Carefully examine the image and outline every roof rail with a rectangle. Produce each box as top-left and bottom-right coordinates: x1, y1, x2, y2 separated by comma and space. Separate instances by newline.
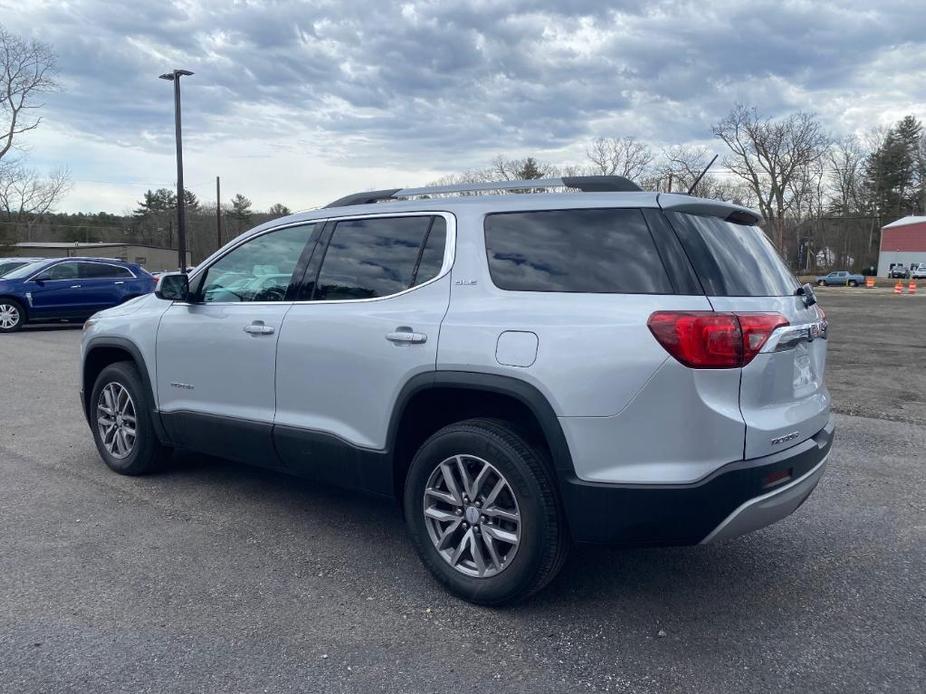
323, 175, 643, 208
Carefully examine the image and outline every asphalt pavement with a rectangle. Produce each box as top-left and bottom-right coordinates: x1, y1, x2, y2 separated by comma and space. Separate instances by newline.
0, 294, 923, 693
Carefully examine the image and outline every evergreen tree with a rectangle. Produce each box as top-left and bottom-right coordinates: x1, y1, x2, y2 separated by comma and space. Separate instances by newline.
268, 203, 291, 217
864, 115, 925, 221
230, 193, 252, 223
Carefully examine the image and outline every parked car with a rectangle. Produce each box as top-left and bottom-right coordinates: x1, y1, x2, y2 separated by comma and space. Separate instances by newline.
889, 264, 910, 279
0, 257, 156, 333
815, 270, 864, 286
909, 263, 926, 280
81, 176, 833, 604
0, 257, 42, 278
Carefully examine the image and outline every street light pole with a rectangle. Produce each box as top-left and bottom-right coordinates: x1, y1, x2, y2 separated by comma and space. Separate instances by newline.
159, 69, 194, 272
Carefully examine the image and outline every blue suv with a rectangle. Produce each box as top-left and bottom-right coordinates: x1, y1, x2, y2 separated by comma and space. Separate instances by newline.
0, 257, 156, 333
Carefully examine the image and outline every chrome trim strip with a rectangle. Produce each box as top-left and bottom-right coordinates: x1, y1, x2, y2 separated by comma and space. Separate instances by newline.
699, 455, 828, 544
760, 319, 828, 353
181, 211, 457, 307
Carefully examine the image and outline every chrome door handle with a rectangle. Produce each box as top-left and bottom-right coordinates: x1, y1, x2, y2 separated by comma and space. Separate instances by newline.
70, 284, 81, 289
114, 281, 124, 285
386, 327, 427, 344
243, 322, 275, 335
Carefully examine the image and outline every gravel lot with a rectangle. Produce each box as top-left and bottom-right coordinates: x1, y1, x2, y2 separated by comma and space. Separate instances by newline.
1, 290, 923, 693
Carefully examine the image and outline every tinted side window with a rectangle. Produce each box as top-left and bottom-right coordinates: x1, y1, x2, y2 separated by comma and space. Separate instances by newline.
314, 216, 434, 301
484, 208, 673, 293
79, 263, 133, 279
412, 217, 447, 287
199, 224, 315, 303
665, 212, 799, 297
38, 262, 81, 281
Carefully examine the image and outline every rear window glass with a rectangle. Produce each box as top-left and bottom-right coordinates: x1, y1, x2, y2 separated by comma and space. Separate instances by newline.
666, 212, 799, 297
484, 208, 673, 294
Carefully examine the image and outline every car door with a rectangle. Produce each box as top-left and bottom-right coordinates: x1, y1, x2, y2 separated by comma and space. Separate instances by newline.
155, 222, 318, 465
273, 213, 453, 492
76, 261, 136, 313
26, 261, 87, 318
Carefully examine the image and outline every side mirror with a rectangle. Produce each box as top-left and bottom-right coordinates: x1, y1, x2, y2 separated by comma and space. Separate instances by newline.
155, 272, 190, 301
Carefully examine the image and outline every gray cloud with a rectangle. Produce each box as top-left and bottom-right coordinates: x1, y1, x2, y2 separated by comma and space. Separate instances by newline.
3, 0, 926, 179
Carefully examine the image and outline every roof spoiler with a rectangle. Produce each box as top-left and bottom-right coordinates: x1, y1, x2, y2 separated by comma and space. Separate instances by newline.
324, 175, 643, 208
657, 193, 763, 225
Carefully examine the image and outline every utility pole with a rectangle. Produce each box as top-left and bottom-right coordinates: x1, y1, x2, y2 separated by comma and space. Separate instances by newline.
216, 175, 222, 250
159, 69, 194, 271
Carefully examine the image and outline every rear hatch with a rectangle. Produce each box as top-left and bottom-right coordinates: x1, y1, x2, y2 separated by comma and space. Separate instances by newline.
663, 203, 830, 460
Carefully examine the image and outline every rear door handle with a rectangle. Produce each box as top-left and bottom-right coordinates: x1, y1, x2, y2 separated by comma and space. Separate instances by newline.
386, 327, 427, 344
70, 284, 82, 289
114, 281, 124, 285
243, 321, 275, 335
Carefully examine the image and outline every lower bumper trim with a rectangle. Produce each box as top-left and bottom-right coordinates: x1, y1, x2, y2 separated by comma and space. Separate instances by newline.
700, 454, 828, 544
558, 417, 834, 546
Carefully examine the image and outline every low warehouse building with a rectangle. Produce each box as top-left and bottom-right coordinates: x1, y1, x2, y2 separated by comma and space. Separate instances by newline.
8, 242, 191, 273
877, 216, 926, 276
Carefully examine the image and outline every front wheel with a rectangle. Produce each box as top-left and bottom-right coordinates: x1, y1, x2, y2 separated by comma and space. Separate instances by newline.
0, 299, 25, 332
404, 419, 569, 605
817, 280, 826, 286
848, 279, 858, 287
90, 362, 171, 475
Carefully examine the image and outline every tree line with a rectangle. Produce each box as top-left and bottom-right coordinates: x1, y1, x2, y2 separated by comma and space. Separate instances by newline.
434, 109, 925, 272
2, 22, 923, 271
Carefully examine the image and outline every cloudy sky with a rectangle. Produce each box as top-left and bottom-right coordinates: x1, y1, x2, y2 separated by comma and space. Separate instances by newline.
2, 0, 925, 213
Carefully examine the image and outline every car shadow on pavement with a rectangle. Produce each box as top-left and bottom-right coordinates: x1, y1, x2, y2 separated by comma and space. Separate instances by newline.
156, 449, 828, 616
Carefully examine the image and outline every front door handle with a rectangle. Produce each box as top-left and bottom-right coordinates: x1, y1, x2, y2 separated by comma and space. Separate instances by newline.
114, 281, 124, 285
70, 284, 82, 289
243, 321, 275, 335
386, 327, 427, 344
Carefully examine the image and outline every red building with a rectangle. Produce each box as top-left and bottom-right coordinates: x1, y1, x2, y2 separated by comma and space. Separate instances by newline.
878, 216, 926, 276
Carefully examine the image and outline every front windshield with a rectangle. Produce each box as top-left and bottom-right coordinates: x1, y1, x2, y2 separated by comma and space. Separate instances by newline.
1, 261, 48, 280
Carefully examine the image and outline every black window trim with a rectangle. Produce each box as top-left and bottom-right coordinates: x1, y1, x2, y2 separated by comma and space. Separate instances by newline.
27, 260, 138, 282
482, 206, 681, 296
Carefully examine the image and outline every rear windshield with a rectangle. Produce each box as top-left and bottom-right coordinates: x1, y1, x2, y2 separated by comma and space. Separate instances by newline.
666, 212, 799, 297
484, 208, 673, 294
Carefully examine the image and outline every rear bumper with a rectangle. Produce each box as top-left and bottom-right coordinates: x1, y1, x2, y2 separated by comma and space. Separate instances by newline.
559, 417, 834, 545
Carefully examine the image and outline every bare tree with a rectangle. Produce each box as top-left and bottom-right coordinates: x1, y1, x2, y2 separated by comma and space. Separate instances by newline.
585, 137, 653, 181
1, 26, 57, 162
0, 162, 71, 238
657, 145, 756, 205
712, 105, 829, 249
826, 136, 866, 215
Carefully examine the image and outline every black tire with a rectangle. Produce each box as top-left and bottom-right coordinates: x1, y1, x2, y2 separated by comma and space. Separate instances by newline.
817, 280, 826, 286
0, 298, 25, 333
90, 361, 171, 475
848, 279, 858, 287
404, 418, 569, 605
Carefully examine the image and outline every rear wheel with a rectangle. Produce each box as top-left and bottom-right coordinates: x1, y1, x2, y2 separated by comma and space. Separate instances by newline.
90, 362, 171, 475
0, 299, 24, 333
404, 418, 569, 605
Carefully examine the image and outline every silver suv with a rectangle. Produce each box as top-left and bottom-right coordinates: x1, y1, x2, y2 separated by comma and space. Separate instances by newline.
80, 176, 833, 604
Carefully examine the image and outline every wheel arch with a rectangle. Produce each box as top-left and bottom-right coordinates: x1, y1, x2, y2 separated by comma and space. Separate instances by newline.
387, 371, 575, 500
82, 337, 167, 442
0, 294, 28, 319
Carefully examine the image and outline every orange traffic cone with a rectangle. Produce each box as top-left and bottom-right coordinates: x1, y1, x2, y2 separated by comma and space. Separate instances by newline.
894, 281, 903, 294
909, 280, 917, 295
865, 277, 876, 288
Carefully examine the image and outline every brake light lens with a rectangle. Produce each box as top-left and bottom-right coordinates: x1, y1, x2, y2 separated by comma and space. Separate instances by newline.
647, 311, 789, 368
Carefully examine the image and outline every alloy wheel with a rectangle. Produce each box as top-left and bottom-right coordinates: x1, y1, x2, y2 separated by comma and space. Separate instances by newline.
0, 303, 20, 330
96, 382, 137, 459
422, 454, 521, 578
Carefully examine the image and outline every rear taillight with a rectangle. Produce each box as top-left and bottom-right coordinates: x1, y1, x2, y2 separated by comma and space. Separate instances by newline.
647, 311, 789, 369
